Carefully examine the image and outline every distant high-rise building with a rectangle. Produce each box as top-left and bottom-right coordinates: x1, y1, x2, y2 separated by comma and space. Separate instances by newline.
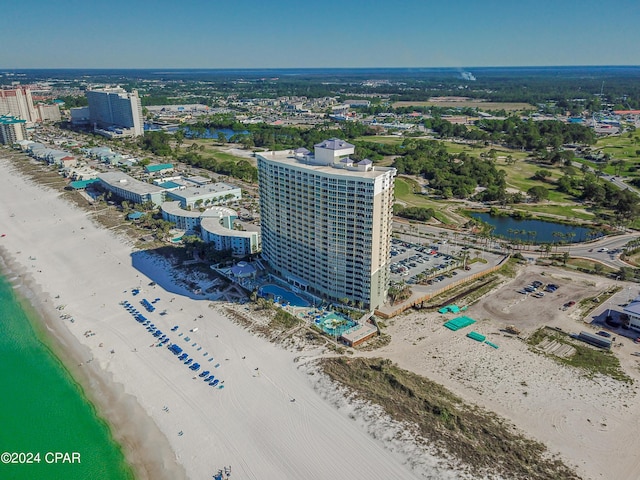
0, 86, 38, 124
257, 139, 396, 310
36, 103, 61, 122
86, 87, 144, 137
0, 115, 27, 144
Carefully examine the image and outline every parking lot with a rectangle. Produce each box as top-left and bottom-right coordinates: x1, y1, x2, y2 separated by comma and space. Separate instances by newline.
389, 238, 465, 285
469, 265, 606, 332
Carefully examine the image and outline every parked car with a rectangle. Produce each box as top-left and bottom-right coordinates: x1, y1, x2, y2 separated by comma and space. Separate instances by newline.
596, 331, 611, 338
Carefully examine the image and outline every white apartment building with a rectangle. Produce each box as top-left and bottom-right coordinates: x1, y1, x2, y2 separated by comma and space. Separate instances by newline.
161, 202, 260, 257
257, 138, 396, 310
98, 172, 166, 206
165, 182, 242, 209
86, 87, 144, 137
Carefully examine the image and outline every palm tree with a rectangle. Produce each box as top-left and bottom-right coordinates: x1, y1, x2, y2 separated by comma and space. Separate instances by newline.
566, 232, 576, 255
461, 251, 470, 270
552, 232, 561, 254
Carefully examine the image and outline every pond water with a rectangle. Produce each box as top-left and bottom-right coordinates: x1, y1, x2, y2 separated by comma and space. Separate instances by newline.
143, 125, 248, 140
182, 127, 249, 140
470, 212, 597, 244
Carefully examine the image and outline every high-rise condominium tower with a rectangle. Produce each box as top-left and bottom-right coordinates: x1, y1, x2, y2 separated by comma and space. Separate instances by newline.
86, 87, 144, 137
257, 139, 396, 310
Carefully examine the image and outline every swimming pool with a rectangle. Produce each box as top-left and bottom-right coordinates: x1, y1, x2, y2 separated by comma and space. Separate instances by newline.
259, 284, 311, 307
316, 312, 357, 336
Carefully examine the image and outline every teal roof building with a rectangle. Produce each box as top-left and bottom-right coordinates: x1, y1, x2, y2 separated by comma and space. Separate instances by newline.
144, 163, 174, 174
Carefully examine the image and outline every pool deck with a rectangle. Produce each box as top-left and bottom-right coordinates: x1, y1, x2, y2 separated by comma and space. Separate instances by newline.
340, 322, 379, 347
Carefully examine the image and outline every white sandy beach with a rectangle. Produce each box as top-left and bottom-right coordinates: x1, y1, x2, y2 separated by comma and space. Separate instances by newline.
0, 156, 479, 479
6, 152, 640, 480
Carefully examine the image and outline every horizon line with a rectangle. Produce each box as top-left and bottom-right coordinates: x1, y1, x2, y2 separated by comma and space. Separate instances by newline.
2, 64, 640, 71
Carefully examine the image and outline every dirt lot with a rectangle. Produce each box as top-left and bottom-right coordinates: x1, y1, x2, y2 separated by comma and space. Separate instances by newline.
469, 265, 606, 333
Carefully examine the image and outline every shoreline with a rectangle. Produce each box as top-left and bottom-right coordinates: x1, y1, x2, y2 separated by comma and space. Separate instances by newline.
0, 155, 436, 479
0, 248, 186, 480
6, 150, 631, 479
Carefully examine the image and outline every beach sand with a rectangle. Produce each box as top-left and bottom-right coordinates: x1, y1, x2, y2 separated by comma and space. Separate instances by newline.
5, 152, 638, 480
0, 156, 474, 479
371, 266, 640, 480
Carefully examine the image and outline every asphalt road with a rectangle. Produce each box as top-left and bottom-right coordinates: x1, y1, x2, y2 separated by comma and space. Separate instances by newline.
393, 220, 639, 270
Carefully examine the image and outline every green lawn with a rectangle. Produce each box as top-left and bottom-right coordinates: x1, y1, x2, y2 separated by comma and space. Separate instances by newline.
354, 135, 404, 145
517, 203, 596, 220
181, 140, 257, 166
394, 177, 456, 224
386, 138, 624, 226
566, 258, 616, 275
590, 130, 640, 177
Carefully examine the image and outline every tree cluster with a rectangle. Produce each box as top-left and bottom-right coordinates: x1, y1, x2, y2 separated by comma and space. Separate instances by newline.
557, 172, 639, 221
393, 140, 506, 199
393, 206, 435, 222
422, 116, 597, 151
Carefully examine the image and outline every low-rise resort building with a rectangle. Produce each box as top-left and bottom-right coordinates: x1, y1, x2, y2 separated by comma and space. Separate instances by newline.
161, 201, 260, 257
97, 171, 166, 207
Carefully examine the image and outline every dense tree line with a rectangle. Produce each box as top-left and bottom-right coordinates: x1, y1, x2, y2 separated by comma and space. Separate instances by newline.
139, 131, 173, 156
187, 119, 378, 151
179, 151, 258, 182
393, 140, 506, 199
476, 118, 597, 149
422, 116, 596, 150
393, 206, 435, 221
556, 172, 639, 220
138, 131, 258, 182
58, 95, 88, 107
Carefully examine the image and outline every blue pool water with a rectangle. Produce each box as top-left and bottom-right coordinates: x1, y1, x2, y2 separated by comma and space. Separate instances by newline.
316, 312, 357, 336
259, 284, 310, 307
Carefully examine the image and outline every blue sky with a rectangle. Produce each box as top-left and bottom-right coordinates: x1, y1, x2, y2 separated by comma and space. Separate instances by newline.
2, 0, 639, 69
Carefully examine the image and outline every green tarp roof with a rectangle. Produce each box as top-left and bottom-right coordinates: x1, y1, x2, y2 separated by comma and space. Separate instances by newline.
467, 331, 486, 342
439, 304, 461, 314
443, 316, 476, 331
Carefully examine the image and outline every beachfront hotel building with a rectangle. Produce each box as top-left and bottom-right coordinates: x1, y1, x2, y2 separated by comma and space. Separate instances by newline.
97, 172, 166, 207
86, 87, 144, 137
161, 201, 260, 257
0, 86, 38, 124
0, 115, 27, 144
257, 138, 396, 310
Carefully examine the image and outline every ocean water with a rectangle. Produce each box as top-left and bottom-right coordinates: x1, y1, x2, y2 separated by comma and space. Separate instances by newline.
0, 273, 134, 480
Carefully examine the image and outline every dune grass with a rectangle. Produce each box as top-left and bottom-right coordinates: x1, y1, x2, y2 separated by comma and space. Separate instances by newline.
320, 357, 580, 480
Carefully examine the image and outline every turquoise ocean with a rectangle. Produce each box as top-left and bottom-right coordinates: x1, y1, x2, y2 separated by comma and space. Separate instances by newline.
0, 272, 134, 480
